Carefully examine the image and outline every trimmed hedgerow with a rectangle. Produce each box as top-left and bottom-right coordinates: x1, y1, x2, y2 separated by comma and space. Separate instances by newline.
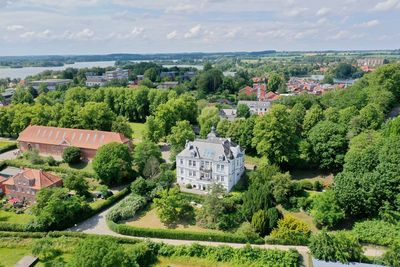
0, 142, 17, 154
352, 220, 400, 246
107, 220, 264, 244
158, 243, 300, 267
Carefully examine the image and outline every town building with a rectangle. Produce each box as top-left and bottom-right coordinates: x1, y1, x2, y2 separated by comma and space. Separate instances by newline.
2, 168, 62, 203
238, 100, 271, 115
157, 81, 179, 89
17, 125, 131, 160
176, 127, 245, 193
104, 68, 129, 80
85, 75, 107, 87
0, 88, 16, 106
219, 109, 237, 121
29, 79, 72, 91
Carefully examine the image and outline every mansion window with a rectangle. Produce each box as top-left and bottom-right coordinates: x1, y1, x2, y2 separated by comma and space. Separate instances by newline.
180, 159, 184, 165
180, 168, 184, 174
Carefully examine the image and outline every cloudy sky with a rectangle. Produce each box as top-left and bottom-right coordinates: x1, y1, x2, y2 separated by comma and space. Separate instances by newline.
1, 0, 400, 56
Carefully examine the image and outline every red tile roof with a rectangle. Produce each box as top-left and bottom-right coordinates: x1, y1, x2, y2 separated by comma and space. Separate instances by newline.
17, 125, 130, 150
0, 175, 7, 184
3, 168, 62, 190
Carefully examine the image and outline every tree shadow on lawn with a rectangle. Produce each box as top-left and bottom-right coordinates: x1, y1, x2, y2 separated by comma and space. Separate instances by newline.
68, 161, 90, 170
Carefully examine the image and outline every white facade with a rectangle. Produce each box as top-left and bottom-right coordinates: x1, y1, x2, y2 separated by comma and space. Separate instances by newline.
238, 100, 271, 115
176, 127, 245, 193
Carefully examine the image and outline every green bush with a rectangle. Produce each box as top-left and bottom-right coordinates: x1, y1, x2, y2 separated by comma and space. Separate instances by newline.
0, 142, 17, 154
309, 231, 363, 264
269, 215, 311, 245
62, 147, 81, 164
106, 194, 147, 223
236, 222, 260, 242
107, 220, 264, 244
89, 187, 130, 214
352, 220, 400, 246
381, 242, 400, 267
157, 243, 300, 267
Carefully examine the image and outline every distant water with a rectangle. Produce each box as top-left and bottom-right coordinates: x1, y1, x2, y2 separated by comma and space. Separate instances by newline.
0, 61, 116, 79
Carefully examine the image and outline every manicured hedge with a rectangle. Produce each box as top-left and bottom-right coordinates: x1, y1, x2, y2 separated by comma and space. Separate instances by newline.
106, 193, 147, 222
352, 220, 400, 246
158, 243, 300, 267
4, 159, 95, 177
107, 220, 264, 244
0, 142, 17, 154
0, 222, 29, 232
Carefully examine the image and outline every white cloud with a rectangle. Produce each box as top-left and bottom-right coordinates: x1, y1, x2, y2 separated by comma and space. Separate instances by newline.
19, 29, 50, 39
355, 19, 379, 28
316, 7, 331, 16
184, 24, 202, 39
283, 7, 308, 17
166, 30, 178, 40
74, 28, 94, 39
6, 24, 24, 31
372, 0, 400, 11
224, 27, 241, 38
165, 4, 196, 13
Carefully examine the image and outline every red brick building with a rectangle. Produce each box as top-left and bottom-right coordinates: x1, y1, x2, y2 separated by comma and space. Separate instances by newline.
17, 125, 131, 160
3, 168, 62, 203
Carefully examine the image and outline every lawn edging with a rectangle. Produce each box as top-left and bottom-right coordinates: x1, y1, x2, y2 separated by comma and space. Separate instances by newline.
0, 142, 17, 154
107, 220, 264, 244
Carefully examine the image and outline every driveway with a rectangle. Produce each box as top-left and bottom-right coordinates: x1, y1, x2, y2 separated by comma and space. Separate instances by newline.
0, 149, 19, 161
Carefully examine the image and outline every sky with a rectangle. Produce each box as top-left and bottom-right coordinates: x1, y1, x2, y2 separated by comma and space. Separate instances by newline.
0, 0, 400, 56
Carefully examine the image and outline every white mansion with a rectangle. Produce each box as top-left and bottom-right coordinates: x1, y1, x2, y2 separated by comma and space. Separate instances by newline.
176, 127, 245, 193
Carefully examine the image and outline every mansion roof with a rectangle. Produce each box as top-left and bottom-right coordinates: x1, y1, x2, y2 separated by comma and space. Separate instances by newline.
177, 127, 244, 162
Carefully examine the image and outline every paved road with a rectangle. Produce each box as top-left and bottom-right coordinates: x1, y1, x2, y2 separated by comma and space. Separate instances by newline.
0, 148, 19, 161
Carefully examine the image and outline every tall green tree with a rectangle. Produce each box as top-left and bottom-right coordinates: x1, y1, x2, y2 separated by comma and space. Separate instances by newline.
167, 120, 195, 158
92, 142, 133, 185
133, 141, 162, 174
252, 104, 297, 165
198, 107, 220, 138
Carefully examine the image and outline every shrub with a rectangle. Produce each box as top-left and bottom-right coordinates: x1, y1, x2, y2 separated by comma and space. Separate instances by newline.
106, 194, 147, 223
297, 180, 313, 190
309, 231, 363, 263
381, 242, 400, 267
130, 177, 156, 198
313, 181, 323, 191
157, 243, 300, 267
185, 183, 192, 189
352, 220, 400, 246
236, 222, 260, 242
24, 149, 44, 165
32, 237, 61, 261
312, 190, 345, 229
62, 147, 81, 164
124, 241, 159, 267
251, 208, 282, 237
269, 215, 311, 245
45, 156, 57, 166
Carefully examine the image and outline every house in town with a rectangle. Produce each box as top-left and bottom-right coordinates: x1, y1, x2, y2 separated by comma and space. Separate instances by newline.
238, 100, 271, 115
176, 127, 245, 193
157, 81, 179, 89
29, 79, 72, 91
219, 109, 237, 121
0, 88, 16, 106
17, 125, 131, 160
2, 168, 62, 203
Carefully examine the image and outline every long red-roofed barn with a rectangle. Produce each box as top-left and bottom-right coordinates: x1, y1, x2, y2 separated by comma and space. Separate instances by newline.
17, 125, 131, 160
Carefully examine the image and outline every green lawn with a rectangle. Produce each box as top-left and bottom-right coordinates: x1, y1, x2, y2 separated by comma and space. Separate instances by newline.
289, 169, 332, 184
124, 206, 224, 234
0, 247, 32, 267
59, 161, 93, 173
129, 122, 146, 143
0, 210, 34, 224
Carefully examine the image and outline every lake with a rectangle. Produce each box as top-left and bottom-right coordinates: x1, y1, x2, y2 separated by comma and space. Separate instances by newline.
0, 61, 204, 79
0, 61, 116, 79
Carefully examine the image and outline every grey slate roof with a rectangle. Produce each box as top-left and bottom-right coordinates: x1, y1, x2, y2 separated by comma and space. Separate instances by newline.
177, 127, 243, 162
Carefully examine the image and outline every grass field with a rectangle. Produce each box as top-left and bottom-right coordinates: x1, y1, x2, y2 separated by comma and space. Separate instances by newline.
59, 161, 94, 173
124, 206, 223, 233
0, 210, 34, 224
129, 122, 146, 143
